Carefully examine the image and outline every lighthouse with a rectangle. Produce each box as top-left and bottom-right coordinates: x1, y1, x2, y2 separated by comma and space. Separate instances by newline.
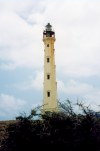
43, 23, 58, 112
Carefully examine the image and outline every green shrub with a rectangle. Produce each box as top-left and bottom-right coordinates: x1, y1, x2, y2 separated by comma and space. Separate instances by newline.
1, 101, 100, 151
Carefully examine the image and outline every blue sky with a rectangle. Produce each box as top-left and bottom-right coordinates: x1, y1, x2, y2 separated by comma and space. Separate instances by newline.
0, 0, 100, 120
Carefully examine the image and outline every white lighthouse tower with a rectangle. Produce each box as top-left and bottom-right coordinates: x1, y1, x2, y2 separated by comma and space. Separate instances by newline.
43, 23, 58, 112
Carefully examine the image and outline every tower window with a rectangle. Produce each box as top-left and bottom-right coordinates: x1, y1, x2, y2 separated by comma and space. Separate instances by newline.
47, 74, 50, 79
47, 44, 49, 47
47, 57, 50, 62
47, 91, 50, 97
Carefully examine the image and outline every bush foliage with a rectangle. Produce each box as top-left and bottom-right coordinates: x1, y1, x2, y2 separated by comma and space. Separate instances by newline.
1, 101, 100, 151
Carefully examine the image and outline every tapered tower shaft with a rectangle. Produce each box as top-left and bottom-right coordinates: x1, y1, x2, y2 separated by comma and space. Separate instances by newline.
43, 23, 58, 112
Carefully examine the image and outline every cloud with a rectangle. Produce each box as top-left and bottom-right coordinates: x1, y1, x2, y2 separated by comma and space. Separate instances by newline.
0, 93, 27, 119
0, 0, 44, 70
0, 0, 100, 77
58, 80, 93, 95
13, 71, 43, 91
30, 71, 43, 90
58, 79, 100, 110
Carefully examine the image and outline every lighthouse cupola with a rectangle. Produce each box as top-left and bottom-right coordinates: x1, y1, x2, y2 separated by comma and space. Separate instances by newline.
43, 23, 55, 38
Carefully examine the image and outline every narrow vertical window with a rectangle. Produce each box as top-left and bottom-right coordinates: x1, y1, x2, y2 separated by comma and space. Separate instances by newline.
47, 74, 50, 79
47, 58, 50, 62
47, 44, 49, 47
47, 91, 50, 97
